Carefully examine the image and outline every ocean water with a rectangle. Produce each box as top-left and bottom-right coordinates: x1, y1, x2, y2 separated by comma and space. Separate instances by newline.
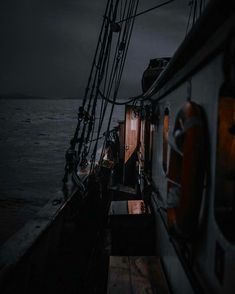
0, 98, 124, 244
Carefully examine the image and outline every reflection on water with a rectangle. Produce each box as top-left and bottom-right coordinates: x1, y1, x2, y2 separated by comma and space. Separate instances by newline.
0, 98, 124, 244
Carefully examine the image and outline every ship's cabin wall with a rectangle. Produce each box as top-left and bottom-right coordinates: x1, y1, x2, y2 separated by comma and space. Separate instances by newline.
149, 17, 235, 294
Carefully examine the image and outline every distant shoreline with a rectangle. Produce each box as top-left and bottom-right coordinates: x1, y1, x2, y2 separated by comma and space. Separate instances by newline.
0, 96, 126, 101
0, 96, 83, 100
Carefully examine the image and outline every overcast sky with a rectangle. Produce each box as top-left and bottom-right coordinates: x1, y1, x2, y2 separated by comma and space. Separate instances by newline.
0, 0, 190, 98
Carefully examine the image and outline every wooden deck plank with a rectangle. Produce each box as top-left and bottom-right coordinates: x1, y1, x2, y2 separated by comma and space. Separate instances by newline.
107, 256, 170, 294
107, 256, 131, 294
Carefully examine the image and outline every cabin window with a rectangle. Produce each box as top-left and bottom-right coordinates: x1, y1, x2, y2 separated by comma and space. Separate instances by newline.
215, 96, 235, 243
163, 108, 169, 173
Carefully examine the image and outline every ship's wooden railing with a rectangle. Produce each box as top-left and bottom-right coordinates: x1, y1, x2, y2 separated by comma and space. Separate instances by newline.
0, 188, 79, 294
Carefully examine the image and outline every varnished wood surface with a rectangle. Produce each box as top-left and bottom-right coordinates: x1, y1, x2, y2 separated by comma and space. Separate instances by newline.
124, 106, 140, 164
109, 200, 150, 215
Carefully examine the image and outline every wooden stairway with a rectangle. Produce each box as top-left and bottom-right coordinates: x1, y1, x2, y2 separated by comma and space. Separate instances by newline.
108, 200, 155, 255
106, 191, 170, 294
108, 184, 140, 201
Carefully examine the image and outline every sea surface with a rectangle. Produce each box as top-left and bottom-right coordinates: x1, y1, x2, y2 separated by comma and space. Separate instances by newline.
0, 98, 124, 245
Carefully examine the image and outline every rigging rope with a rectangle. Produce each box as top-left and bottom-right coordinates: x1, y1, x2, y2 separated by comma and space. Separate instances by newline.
98, 90, 144, 105
63, 0, 178, 185
185, 1, 194, 36
90, 0, 139, 171
117, 0, 175, 24
185, 0, 205, 36
78, 0, 120, 170
75, 0, 124, 173
78, 3, 114, 151
63, 0, 113, 183
192, 0, 197, 25
95, 0, 140, 169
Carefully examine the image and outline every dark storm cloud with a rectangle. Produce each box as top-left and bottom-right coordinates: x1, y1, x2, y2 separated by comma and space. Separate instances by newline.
0, 0, 189, 98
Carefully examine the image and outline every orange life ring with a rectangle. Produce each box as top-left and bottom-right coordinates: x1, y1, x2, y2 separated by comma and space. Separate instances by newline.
167, 101, 206, 239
